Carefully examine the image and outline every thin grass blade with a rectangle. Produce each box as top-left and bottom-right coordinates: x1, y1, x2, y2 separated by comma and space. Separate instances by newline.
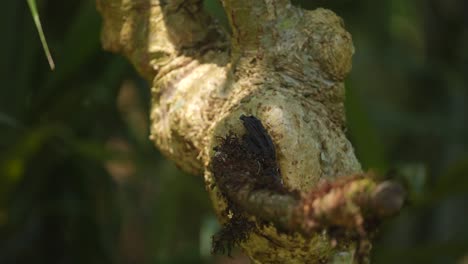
27, 0, 55, 70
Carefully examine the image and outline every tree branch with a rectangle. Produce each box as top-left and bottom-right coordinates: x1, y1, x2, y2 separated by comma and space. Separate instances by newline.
97, 0, 227, 80
220, 0, 290, 51
224, 176, 404, 236
97, 1, 403, 263
97, 0, 230, 175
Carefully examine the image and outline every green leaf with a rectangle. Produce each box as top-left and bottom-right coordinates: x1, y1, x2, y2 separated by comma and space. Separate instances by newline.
27, 0, 55, 70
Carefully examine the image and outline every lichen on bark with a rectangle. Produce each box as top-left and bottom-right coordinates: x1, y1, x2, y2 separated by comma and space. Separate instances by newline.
96, 0, 404, 263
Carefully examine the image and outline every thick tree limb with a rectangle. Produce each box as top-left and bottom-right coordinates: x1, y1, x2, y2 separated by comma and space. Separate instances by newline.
220, 0, 290, 51
96, 0, 403, 263
98, 0, 230, 175
97, 0, 226, 80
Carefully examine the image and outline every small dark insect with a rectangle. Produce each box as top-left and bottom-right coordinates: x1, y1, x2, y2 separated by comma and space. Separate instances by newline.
240, 115, 276, 161
240, 114, 283, 189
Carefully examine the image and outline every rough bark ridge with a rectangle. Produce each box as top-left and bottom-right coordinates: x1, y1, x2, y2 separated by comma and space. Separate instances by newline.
97, 0, 404, 263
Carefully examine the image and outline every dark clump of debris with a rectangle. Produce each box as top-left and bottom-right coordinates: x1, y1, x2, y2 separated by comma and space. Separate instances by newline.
211, 201, 256, 256
211, 115, 286, 255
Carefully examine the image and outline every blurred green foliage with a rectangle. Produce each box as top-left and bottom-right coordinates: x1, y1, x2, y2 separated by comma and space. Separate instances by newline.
0, 0, 467, 263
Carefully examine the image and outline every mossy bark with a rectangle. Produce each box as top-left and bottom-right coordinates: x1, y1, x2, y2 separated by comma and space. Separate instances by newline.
96, 1, 402, 263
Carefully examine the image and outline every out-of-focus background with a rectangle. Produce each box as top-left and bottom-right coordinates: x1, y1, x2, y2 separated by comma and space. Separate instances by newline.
1, 0, 467, 263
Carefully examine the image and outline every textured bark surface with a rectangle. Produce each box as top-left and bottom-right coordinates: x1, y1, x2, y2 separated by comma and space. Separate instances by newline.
96, 1, 402, 263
